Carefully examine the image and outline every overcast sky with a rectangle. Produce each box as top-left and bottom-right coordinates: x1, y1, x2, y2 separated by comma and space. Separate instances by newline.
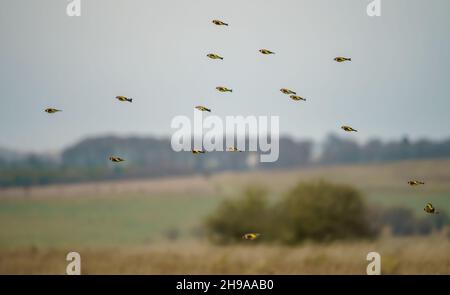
1, 0, 449, 152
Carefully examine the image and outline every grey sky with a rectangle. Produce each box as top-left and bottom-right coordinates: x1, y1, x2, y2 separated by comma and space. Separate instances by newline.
1, 0, 449, 152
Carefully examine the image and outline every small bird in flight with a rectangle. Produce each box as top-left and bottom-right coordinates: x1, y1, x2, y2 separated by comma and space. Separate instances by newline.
216, 86, 233, 93
44, 108, 62, 114
408, 180, 425, 186
207, 53, 224, 60
195, 106, 211, 112
280, 88, 296, 95
116, 96, 133, 103
192, 149, 206, 154
290, 95, 306, 101
259, 49, 275, 55
243, 233, 260, 240
334, 57, 351, 62
341, 126, 358, 132
227, 146, 242, 152
424, 203, 439, 214
212, 19, 228, 26
109, 156, 125, 163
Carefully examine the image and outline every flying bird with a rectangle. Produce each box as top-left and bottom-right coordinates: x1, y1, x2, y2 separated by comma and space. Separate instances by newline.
259, 49, 275, 55
334, 57, 351, 62
227, 146, 242, 152
192, 149, 206, 154
216, 86, 233, 93
195, 106, 211, 112
408, 180, 425, 186
212, 19, 228, 26
280, 88, 296, 95
109, 156, 125, 163
341, 126, 358, 132
290, 95, 306, 101
243, 233, 260, 240
44, 108, 62, 114
207, 53, 224, 60
424, 203, 439, 214
116, 96, 133, 103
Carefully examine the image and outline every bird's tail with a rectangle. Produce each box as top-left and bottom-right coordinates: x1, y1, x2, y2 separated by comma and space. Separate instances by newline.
127, 98, 133, 103
348, 58, 352, 61
229, 89, 233, 92
224, 23, 229, 26
220, 57, 224, 60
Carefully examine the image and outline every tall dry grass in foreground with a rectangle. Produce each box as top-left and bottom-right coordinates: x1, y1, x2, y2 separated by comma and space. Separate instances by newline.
1, 237, 449, 274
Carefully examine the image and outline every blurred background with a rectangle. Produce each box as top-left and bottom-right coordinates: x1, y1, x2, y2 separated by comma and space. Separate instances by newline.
0, 0, 449, 274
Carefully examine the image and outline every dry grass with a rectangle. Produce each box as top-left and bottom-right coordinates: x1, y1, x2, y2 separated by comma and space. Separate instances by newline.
1, 237, 449, 275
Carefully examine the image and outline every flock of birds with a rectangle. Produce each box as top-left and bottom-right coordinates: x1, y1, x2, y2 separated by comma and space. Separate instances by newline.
43, 18, 439, 242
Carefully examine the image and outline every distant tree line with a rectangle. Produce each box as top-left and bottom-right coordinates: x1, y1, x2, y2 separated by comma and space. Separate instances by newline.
320, 134, 450, 165
1, 134, 450, 187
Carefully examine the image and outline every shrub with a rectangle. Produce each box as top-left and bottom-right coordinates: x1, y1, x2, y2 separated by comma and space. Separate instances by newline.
379, 207, 419, 236
374, 206, 450, 236
275, 180, 375, 244
204, 180, 376, 245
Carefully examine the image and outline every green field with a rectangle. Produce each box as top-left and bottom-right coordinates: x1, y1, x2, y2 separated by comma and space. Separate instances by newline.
0, 194, 224, 248
1, 190, 448, 249
1, 159, 450, 249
